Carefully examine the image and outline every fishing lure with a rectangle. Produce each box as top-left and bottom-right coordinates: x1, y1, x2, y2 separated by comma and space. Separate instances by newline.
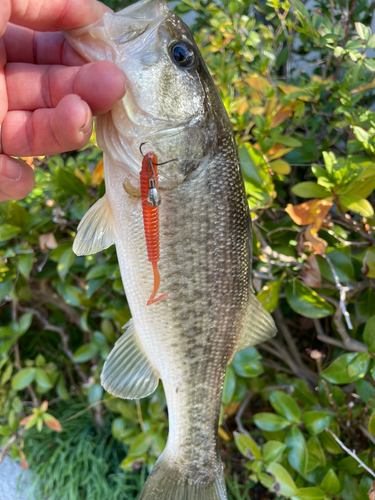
140, 152, 168, 306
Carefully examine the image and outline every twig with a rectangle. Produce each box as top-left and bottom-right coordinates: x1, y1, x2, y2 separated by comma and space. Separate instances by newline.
333, 215, 375, 245
136, 400, 146, 434
313, 318, 362, 352
321, 296, 368, 353
325, 427, 375, 478
267, 339, 318, 385
18, 305, 88, 383
253, 225, 303, 269
235, 390, 254, 437
359, 424, 375, 445
12, 302, 38, 407
274, 308, 306, 370
30, 286, 92, 335
61, 396, 114, 424
322, 255, 353, 330
0, 428, 27, 465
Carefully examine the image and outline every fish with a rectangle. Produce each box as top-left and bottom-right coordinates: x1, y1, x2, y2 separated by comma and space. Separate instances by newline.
67, 1, 277, 499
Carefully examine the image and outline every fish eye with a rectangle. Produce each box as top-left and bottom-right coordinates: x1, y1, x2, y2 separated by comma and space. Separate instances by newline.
169, 42, 195, 69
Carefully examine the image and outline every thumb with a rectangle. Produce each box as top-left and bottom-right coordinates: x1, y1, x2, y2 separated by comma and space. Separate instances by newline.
0, 155, 35, 202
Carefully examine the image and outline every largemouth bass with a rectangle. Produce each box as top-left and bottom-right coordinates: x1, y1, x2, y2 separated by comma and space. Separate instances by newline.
67, 1, 276, 498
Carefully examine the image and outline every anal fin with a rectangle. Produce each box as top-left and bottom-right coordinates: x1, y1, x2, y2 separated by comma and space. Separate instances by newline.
101, 319, 159, 399
236, 293, 277, 352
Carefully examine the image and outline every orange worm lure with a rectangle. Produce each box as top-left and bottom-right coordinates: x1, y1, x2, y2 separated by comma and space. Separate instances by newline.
140, 152, 168, 306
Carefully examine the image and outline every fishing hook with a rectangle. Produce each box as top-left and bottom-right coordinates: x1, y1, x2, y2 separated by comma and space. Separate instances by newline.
139, 143, 178, 167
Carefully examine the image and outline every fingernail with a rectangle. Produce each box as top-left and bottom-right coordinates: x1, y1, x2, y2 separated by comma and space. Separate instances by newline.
0, 157, 22, 181
80, 103, 92, 135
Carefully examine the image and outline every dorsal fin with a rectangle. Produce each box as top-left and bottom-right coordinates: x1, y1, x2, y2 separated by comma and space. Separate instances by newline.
236, 293, 277, 352
101, 319, 159, 399
73, 194, 116, 256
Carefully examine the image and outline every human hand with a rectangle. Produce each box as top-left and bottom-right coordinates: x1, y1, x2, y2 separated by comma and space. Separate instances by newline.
0, 0, 126, 202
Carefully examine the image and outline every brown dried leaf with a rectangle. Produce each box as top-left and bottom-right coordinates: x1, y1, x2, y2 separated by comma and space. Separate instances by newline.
368, 480, 375, 500
92, 158, 104, 185
237, 100, 249, 115
20, 415, 35, 426
245, 74, 272, 94
301, 254, 322, 288
43, 414, 62, 432
286, 198, 332, 228
218, 427, 231, 442
39, 233, 57, 251
304, 225, 328, 255
270, 106, 293, 128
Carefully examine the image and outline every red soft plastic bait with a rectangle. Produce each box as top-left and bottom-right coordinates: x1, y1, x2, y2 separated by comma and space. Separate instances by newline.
140, 153, 168, 306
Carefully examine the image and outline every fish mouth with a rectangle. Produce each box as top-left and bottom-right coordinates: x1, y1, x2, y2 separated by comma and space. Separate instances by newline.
102, 0, 169, 45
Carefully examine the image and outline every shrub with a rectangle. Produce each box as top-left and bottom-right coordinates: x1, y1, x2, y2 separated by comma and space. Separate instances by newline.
1, 0, 375, 499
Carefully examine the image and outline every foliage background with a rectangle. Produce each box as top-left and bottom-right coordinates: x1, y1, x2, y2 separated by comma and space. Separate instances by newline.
1, 0, 375, 499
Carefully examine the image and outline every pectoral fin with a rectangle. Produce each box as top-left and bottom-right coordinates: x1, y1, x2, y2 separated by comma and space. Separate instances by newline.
236, 294, 277, 352
73, 194, 116, 256
101, 319, 159, 399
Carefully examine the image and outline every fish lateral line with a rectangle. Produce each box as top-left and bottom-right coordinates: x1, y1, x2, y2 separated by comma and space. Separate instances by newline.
140, 152, 168, 306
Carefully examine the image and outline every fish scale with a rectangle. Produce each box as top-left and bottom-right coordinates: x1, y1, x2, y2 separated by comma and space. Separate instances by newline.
68, 0, 277, 498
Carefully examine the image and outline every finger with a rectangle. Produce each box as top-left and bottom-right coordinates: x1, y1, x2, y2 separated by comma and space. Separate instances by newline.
4, 24, 86, 66
2, 94, 93, 157
0, 156, 35, 202
6, 61, 125, 115
7, 0, 111, 32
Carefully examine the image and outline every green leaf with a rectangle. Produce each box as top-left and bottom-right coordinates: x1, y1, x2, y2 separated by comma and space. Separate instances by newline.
271, 134, 302, 148
339, 194, 374, 217
363, 316, 375, 353
0, 224, 21, 242
355, 22, 371, 41
285, 426, 307, 475
0, 327, 15, 339
128, 433, 150, 457
338, 455, 367, 475
88, 384, 103, 405
239, 145, 263, 185
368, 412, 375, 436
234, 432, 262, 460
319, 250, 355, 283
346, 353, 370, 380
56, 375, 69, 400
269, 391, 301, 423
56, 169, 87, 197
307, 436, 326, 469
232, 347, 264, 378
303, 411, 332, 435
285, 281, 334, 318
322, 352, 370, 384
1, 363, 13, 385
35, 368, 53, 390
222, 365, 236, 405
292, 487, 325, 500
11, 368, 36, 390
355, 379, 375, 402
72, 343, 98, 363
253, 412, 290, 431
288, 0, 310, 20
18, 313, 33, 336
320, 468, 341, 494
267, 462, 298, 497
57, 247, 76, 281
291, 182, 331, 199
262, 441, 286, 464
257, 278, 283, 313
364, 55, 375, 76
17, 253, 34, 279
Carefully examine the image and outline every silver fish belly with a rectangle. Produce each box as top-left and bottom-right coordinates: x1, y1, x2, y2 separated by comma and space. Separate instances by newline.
68, 1, 277, 499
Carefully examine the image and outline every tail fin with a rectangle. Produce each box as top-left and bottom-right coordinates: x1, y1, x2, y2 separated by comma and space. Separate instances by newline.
138, 456, 228, 500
